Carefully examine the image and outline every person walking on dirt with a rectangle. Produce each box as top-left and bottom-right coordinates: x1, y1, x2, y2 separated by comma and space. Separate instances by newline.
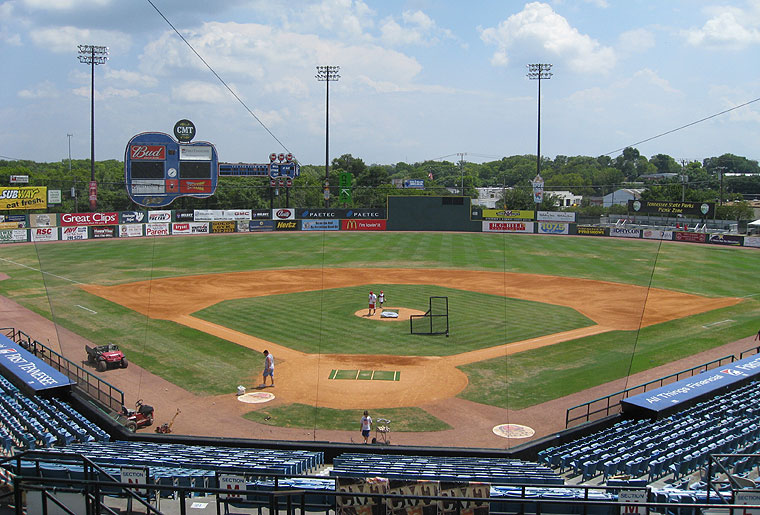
262, 350, 274, 387
368, 291, 377, 316
361, 410, 372, 443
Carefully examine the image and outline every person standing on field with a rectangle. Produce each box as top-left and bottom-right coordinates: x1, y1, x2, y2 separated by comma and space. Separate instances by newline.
368, 291, 377, 316
378, 291, 385, 311
361, 410, 372, 443
262, 350, 274, 387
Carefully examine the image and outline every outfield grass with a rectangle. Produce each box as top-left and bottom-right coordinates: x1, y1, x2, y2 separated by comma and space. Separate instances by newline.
193, 285, 594, 356
244, 403, 452, 432
1, 232, 758, 406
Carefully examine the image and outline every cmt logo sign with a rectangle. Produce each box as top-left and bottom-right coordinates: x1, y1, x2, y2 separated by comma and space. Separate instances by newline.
341, 220, 386, 231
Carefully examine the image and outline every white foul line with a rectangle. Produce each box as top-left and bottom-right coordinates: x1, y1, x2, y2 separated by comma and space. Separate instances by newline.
702, 319, 734, 328
0, 257, 82, 284
75, 305, 97, 314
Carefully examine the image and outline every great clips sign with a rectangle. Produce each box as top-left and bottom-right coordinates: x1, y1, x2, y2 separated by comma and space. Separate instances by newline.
61, 212, 118, 226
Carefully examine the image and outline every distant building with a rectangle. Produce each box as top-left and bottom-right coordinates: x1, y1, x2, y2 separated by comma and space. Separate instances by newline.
546, 190, 583, 208
472, 187, 506, 208
603, 188, 644, 208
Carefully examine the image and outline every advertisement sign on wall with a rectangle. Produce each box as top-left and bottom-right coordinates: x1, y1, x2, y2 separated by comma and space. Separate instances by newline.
61, 226, 88, 241
674, 231, 707, 243
148, 210, 172, 223
172, 222, 209, 235
31, 227, 58, 242
275, 220, 299, 231
145, 223, 170, 236
92, 226, 116, 239
536, 210, 576, 222
610, 227, 641, 238
60, 212, 118, 227
743, 236, 760, 248
119, 224, 143, 238
302, 220, 341, 231
482, 209, 534, 220
120, 211, 146, 224
30, 214, 56, 228
576, 226, 606, 236
0, 186, 47, 210
537, 222, 569, 235
642, 229, 673, 240
211, 221, 236, 233
708, 234, 743, 246
194, 210, 252, 221
482, 221, 534, 233
247, 220, 275, 232
0, 230, 27, 244
272, 208, 296, 220
341, 220, 387, 231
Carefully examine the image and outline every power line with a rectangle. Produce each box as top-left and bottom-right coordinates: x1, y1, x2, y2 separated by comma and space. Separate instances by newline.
604, 96, 760, 157
145, 0, 291, 154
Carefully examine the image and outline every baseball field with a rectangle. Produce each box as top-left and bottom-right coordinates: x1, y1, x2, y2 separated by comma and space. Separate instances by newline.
0, 231, 758, 447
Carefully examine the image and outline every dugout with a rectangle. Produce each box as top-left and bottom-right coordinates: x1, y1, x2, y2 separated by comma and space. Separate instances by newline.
386, 196, 481, 232
0, 334, 75, 398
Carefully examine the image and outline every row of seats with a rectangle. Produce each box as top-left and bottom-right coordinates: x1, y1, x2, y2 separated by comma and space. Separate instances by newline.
331, 453, 563, 485
52, 441, 324, 476
538, 380, 760, 483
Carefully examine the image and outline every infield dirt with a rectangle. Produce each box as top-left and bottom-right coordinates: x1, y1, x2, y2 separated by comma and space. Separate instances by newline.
68, 267, 743, 447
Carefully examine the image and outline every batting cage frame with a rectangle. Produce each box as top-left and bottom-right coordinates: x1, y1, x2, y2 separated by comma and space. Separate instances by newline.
409, 296, 449, 336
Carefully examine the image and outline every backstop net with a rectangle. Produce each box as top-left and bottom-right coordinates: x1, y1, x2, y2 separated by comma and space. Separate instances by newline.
410, 296, 449, 336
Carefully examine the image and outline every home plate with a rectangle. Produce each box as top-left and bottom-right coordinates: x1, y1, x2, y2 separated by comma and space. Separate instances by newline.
237, 392, 275, 404
492, 423, 535, 439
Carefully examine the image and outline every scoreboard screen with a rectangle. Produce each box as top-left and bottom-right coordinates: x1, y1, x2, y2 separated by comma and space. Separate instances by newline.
130, 161, 165, 179
180, 161, 213, 179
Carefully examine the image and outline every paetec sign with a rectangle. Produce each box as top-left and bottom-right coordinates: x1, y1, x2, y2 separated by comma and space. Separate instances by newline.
629, 200, 714, 217
622, 354, 760, 416
0, 187, 47, 210
0, 335, 75, 391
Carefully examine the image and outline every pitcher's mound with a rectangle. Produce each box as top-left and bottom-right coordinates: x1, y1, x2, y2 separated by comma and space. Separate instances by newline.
354, 307, 426, 321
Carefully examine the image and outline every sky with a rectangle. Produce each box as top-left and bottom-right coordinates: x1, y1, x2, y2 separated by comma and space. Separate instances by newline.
1, 0, 760, 167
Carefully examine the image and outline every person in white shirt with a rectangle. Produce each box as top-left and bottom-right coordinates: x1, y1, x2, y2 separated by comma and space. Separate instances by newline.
378, 291, 385, 311
262, 350, 274, 387
361, 410, 372, 443
368, 291, 377, 316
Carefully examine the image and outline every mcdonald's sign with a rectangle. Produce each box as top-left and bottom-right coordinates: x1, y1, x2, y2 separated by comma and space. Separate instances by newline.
341, 219, 386, 231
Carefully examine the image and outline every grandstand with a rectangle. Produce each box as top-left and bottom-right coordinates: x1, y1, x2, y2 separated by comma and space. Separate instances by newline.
0, 325, 759, 513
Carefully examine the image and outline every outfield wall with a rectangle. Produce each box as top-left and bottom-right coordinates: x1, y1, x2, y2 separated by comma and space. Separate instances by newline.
1, 198, 758, 249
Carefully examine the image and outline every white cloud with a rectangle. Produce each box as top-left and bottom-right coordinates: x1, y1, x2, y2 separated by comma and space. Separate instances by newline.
479, 2, 615, 73
170, 80, 234, 104
29, 25, 129, 54
18, 81, 60, 99
21, 0, 111, 9
141, 21, 423, 95
683, 5, 760, 49
618, 28, 655, 54
72, 85, 139, 100
633, 68, 679, 94
105, 68, 158, 87
298, 0, 375, 40
380, 9, 454, 47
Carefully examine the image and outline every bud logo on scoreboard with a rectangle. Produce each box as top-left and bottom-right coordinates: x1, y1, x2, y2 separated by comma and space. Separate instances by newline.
130, 145, 165, 160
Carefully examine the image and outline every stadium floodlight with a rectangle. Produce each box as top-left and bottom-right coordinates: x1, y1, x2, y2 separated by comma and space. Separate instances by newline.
78, 44, 109, 211
527, 63, 552, 180
316, 65, 340, 208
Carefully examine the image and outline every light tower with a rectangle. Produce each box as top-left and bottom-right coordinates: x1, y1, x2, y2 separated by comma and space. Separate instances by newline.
315, 65, 340, 208
527, 63, 552, 180
78, 44, 109, 211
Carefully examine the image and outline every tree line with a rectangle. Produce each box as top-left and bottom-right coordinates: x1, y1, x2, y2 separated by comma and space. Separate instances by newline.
0, 148, 757, 220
